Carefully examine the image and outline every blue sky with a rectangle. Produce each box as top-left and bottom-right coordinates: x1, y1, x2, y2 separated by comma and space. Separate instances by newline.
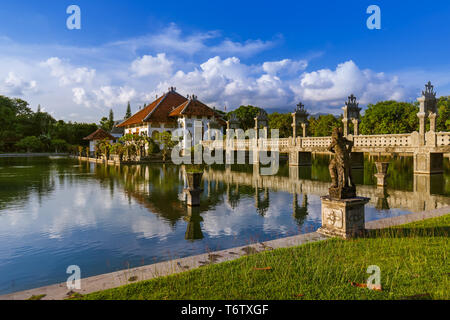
1, 0, 450, 122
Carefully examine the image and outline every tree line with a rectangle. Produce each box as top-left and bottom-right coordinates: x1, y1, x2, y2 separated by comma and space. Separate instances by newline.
1, 94, 449, 154
224, 98, 449, 138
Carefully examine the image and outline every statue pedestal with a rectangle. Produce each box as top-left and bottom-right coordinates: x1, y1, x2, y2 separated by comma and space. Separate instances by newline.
317, 196, 370, 239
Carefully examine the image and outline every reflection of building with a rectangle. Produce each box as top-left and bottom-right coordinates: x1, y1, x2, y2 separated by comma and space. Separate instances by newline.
117, 87, 225, 147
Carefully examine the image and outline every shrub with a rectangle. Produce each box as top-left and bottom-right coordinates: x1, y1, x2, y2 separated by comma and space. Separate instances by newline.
15, 136, 43, 153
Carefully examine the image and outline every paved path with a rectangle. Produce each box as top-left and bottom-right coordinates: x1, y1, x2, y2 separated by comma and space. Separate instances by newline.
1, 206, 448, 300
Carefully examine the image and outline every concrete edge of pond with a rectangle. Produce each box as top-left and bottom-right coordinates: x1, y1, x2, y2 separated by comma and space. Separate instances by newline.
0, 153, 69, 158
1, 206, 449, 301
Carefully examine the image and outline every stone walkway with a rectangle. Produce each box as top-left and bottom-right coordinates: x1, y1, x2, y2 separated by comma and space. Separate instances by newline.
1, 206, 448, 300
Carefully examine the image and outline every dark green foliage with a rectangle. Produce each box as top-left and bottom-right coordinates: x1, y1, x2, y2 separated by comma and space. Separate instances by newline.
308, 114, 342, 137
125, 102, 132, 119
15, 136, 43, 152
228, 105, 263, 131
147, 138, 160, 154
360, 101, 419, 135
0, 94, 98, 152
268, 113, 292, 138
436, 96, 450, 132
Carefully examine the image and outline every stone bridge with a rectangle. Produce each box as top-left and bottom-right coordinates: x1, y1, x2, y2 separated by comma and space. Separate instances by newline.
202, 82, 450, 174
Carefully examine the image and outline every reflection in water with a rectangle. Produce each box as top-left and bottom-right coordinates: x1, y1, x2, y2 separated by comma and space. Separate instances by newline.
375, 187, 390, 210
293, 194, 308, 227
185, 207, 204, 241
0, 155, 448, 295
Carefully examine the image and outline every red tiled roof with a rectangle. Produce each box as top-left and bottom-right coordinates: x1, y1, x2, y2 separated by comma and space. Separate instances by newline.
169, 99, 226, 125
117, 90, 187, 127
83, 128, 116, 141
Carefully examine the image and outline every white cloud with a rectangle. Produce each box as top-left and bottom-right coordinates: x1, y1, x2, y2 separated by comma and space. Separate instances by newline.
111, 23, 276, 58
93, 86, 137, 108
0, 23, 427, 121
41, 57, 96, 86
72, 87, 90, 107
262, 59, 308, 75
1, 72, 37, 96
131, 53, 173, 77
291, 60, 408, 110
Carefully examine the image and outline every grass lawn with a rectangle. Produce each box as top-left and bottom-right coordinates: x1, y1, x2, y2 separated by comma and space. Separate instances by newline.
78, 215, 449, 300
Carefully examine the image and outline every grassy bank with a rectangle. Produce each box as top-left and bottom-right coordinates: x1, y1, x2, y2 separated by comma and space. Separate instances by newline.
78, 215, 449, 300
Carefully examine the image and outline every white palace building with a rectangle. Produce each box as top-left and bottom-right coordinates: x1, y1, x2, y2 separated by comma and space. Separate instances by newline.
117, 87, 226, 148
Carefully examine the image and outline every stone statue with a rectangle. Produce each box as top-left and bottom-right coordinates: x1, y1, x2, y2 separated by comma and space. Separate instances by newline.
328, 127, 356, 199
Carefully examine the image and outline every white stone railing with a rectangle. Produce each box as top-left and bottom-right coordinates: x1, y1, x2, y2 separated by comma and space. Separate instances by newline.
436, 132, 450, 146
353, 133, 412, 148
300, 137, 332, 148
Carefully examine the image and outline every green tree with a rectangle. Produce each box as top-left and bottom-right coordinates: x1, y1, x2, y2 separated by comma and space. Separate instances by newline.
360, 101, 419, 135
15, 136, 43, 153
125, 102, 132, 119
268, 113, 292, 138
228, 105, 263, 131
436, 96, 450, 132
155, 131, 176, 161
145, 137, 161, 154
100, 110, 114, 132
110, 143, 125, 161
109, 109, 114, 123
308, 114, 341, 137
97, 139, 112, 160
51, 139, 68, 153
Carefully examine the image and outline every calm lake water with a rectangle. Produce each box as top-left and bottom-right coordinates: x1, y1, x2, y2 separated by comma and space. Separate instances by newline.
0, 156, 449, 294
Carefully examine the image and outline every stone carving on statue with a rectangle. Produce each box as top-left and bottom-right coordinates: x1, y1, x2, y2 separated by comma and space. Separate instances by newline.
328, 127, 356, 199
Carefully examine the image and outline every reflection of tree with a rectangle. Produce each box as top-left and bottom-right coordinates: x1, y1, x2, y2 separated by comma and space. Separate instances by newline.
311, 155, 332, 182
293, 194, 308, 227
0, 157, 63, 211
95, 164, 229, 227
383, 157, 413, 191
255, 188, 270, 217
227, 184, 240, 209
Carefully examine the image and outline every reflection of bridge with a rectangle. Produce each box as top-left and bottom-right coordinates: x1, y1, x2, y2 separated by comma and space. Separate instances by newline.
202, 166, 450, 214
203, 82, 450, 174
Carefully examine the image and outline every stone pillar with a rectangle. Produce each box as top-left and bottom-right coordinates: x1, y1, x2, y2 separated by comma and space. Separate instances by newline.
289, 166, 299, 180
317, 196, 370, 239
342, 117, 349, 137
374, 161, 389, 187
253, 149, 260, 165
301, 123, 307, 137
352, 119, 360, 136
417, 110, 426, 146
413, 152, 444, 175
342, 105, 349, 137
291, 113, 297, 139
289, 151, 312, 166
429, 112, 437, 133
